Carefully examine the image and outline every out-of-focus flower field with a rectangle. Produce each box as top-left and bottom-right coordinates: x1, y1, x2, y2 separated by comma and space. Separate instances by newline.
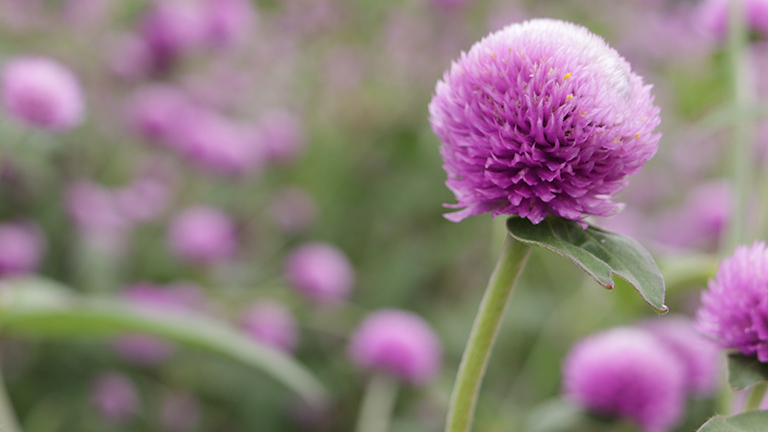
0, 0, 754, 431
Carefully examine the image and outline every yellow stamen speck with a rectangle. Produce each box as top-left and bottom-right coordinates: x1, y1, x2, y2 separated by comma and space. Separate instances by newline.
635, 134, 640, 139
563, 72, 571, 80
566, 94, 573, 101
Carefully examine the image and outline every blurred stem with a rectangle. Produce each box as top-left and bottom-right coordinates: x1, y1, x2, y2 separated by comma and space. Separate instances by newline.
354, 373, 399, 432
445, 235, 532, 432
0, 361, 22, 432
743, 382, 768, 411
724, 0, 755, 252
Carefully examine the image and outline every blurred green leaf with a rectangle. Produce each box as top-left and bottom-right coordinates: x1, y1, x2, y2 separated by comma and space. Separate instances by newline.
506, 217, 667, 312
728, 352, 768, 390
0, 277, 329, 407
696, 410, 768, 432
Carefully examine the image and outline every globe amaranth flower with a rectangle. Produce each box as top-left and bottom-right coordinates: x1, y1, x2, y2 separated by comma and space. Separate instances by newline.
285, 242, 355, 303
240, 300, 299, 353
697, 241, 768, 362
167, 206, 238, 265
562, 328, 686, 432
2, 57, 85, 131
0, 222, 46, 276
641, 316, 721, 396
348, 309, 442, 385
429, 19, 660, 224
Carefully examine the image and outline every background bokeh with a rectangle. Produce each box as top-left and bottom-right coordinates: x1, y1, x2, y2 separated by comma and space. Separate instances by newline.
0, 0, 750, 431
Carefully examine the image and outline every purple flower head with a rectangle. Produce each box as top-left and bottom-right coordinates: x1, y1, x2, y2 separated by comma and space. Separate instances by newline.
107, 33, 153, 81
140, 0, 207, 71
697, 241, 768, 362
268, 187, 318, 234
259, 110, 306, 165
90, 372, 141, 425
240, 300, 299, 353
165, 107, 267, 176
562, 327, 686, 432
284, 242, 354, 303
126, 84, 191, 143
429, 19, 661, 224
2, 57, 85, 131
641, 316, 721, 396
0, 222, 45, 276
112, 283, 207, 364
349, 309, 442, 385
161, 392, 201, 432
114, 174, 172, 223
201, 0, 257, 48
167, 206, 238, 265
698, 0, 768, 41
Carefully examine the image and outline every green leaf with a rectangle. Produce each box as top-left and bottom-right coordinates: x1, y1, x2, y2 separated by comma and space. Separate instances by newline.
728, 352, 768, 390
697, 411, 768, 432
0, 277, 329, 407
506, 217, 667, 312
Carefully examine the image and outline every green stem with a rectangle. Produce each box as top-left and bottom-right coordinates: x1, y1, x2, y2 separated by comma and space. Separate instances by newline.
724, 0, 755, 252
354, 373, 399, 432
743, 382, 768, 411
445, 235, 533, 432
0, 361, 22, 432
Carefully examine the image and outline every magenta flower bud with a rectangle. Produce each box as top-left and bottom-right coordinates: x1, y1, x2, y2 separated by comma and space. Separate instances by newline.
202, 0, 257, 48
429, 19, 660, 224
268, 187, 318, 234
697, 241, 768, 362
348, 309, 442, 385
126, 84, 191, 143
284, 242, 354, 303
0, 222, 45, 276
562, 328, 686, 432
1, 57, 85, 131
165, 107, 266, 176
167, 206, 238, 265
641, 316, 721, 396
161, 392, 201, 432
140, 0, 206, 71
240, 300, 299, 353
90, 372, 141, 425
112, 283, 207, 364
259, 110, 306, 165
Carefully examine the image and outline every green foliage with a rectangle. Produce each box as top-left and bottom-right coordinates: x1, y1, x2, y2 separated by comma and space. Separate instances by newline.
506, 217, 667, 312
728, 353, 768, 391
696, 411, 768, 432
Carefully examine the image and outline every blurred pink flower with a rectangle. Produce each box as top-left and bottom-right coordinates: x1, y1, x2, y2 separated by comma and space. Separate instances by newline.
126, 84, 191, 143
2, 57, 85, 131
167, 206, 238, 265
107, 33, 154, 81
285, 242, 354, 303
0, 222, 45, 276
563, 328, 686, 432
202, 0, 257, 48
91, 372, 141, 425
348, 309, 443, 385
140, 0, 207, 71
241, 300, 299, 353
66, 180, 131, 252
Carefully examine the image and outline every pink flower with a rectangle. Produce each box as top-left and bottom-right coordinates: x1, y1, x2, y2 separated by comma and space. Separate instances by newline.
284, 242, 354, 303
240, 300, 299, 353
167, 206, 238, 265
0, 222, 45, 276
348, 309, 442, 385
2, 57, 85, 131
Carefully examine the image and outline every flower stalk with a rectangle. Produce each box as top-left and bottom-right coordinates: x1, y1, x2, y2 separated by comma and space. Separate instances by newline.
445, 235, 532, 432
0, 361, 21, 432
354, 373, 399, 432
724, 0, 755, 251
